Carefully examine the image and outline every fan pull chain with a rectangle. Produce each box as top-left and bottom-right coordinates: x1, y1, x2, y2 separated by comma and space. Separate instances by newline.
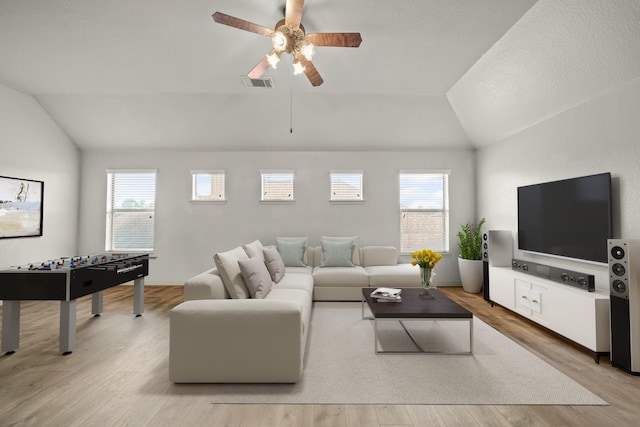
290, 69, 294, 134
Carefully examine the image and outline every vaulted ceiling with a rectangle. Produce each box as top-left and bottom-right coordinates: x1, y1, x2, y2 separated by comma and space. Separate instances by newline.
9, 0, 633, 152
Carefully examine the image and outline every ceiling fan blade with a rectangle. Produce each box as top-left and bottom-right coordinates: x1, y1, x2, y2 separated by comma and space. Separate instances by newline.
285, 0, 304, 27
298, 56, 323, 87
306, 33, 363, 48
247, 51, 274, 79
212, 12, 273, 37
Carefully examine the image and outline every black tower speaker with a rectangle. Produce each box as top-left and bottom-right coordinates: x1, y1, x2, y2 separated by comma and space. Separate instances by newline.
482, 230, 513, 301
482, 232, 490, 301
608, 239, 640, 375
483, 257, 489, 301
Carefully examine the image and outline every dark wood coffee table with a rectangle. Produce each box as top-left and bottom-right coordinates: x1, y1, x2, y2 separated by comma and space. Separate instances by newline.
362, 287, 474, 354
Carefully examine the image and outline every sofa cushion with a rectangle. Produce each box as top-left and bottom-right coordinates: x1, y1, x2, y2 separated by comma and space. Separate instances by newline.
276, 238, 307, 267
312, 265, 369, 287
265, 288, 312, 338
238, 257, 273, 299
213, 247, 250, 299
320, 236, 360, 265
276, 272, 315, 295
183, 268, 229, 301
283, 265, 313, 275
263, 245, 286, 283
365, 264, 421, 287
242, 239, 265, 261
361, 246, 398, 266
320, 239, 355, 267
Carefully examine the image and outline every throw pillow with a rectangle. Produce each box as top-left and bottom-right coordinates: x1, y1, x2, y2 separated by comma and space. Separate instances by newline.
320, 239, 355, 267
213, 246, 250, 299
238, 257, 273, 298
321, 235, 360, 265
276, 236, 309, 264
242, 239, 265, 261
276, 238, 307, 267
263, 245, 286, 283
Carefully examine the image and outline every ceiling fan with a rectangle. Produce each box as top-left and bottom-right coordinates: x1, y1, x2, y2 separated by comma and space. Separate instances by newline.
212, 0, 362, 87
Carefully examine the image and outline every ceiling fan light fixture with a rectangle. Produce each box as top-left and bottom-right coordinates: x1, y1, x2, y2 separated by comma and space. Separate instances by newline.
212, 5, 362, 87
267, 51, 281, 68
300, 42, 315, 61
292, 59, 305, 75
272, 31, 288, 51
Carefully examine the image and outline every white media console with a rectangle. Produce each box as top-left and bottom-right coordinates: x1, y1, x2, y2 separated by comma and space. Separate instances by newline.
489, 266, 610, 362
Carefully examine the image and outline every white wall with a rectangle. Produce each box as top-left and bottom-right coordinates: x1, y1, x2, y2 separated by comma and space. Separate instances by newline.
448, 0, 640, 146
78, 149, 476, 286
0, 83, 80, 268
477, 76, 640, 291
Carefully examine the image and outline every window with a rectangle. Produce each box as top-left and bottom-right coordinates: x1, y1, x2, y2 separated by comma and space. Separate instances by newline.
191, 170, 225, 202
106, 170, 156, 251
330, 171, 363, 201
399, 171, 449, 253
261, 171, 294, 201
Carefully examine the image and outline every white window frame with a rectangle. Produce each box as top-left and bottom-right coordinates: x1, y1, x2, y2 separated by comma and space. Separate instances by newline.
105, 169, 157, 252
260, 170, 295, 203
399, 170, 450, 254
329, 170, 364, 203
190, 170, 226, 203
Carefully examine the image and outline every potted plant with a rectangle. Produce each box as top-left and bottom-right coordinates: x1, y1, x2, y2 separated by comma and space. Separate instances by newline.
457, 218, 485, 293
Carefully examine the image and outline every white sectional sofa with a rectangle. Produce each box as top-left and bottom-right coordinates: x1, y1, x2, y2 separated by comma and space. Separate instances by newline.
169, 237, 421, 384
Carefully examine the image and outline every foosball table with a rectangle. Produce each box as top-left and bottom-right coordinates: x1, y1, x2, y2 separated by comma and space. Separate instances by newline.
0, 253, 150, 355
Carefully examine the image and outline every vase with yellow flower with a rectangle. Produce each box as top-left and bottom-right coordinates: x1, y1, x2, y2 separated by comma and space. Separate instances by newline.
410, 249, 443, 298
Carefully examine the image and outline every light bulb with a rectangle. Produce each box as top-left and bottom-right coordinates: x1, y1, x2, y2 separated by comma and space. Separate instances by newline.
272, 31, 287, 52
301, 43, 315, 61
292, 60, 305, 75
267, 52, 280, 69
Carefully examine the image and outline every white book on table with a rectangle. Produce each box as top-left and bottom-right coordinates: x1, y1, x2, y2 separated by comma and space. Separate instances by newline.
370, 287, 402, 300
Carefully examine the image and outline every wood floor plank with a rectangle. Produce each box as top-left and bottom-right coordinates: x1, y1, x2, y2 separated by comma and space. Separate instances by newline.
42, 370, 143, 427
74, 371, 154, 427
278, 404, 315, 427
464, 405, 515, 427
494, 405, 552, 427
174, 394, 219, 426
145, 393, 200, 427
433, 405, 481, 427
345, 404, 379, 427
374, 405, 412, 425
110, 376, 174, 426
2, 286, 640, 426
313, 405, 347, 427
207, 404, 245, 427
2, 367, 124, 426
404, 405, 446, 426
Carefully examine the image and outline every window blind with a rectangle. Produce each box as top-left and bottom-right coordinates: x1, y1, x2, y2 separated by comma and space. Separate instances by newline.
192, 171, 225, 201
261, 172, 294, 201
399, 172, 449, 253
330, 172, 363, 201
106, 171, 156, 251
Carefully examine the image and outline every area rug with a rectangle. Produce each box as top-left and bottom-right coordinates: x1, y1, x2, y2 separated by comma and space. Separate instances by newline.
206, 302, 607, 405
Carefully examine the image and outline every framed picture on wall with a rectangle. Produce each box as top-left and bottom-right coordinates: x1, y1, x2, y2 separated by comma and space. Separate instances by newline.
0, 175, 44, 238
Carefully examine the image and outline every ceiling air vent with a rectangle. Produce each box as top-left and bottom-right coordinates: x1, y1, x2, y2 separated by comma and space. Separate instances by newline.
241, 76, 275, 88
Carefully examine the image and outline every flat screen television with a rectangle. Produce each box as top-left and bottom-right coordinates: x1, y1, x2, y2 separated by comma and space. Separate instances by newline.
517, 172, 612, 264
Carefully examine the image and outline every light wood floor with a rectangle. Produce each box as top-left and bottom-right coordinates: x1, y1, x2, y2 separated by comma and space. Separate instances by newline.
1, 286, 639, 426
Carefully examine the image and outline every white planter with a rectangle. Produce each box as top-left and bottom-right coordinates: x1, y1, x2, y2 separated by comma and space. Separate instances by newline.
458, 258, 483, 293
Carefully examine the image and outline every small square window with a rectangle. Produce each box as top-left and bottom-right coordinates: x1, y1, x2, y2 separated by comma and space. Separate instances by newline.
330, 171, 363, 201
261, 171, 294, 201
191, 171, 225, 202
